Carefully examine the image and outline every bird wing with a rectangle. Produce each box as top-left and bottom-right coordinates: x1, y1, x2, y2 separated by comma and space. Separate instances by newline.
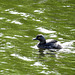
46, 39, 57, 43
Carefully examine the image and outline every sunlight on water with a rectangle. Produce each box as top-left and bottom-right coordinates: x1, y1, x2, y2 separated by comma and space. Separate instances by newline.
0, 28, 6, 30
14, 35, 23, 37
0, 0, 75, 75
11, 20, 23, 25
59, 40, 75, 53
70, 29, 75, 31
5, 8, 30, 17
1, 62, 7, 64
18, 5, 24, 7
59, 49, 75, 53
50, 34, 57, 37
31, 62, 48, 71
0, 17, 5, 20
24, 35, 29, 38
63, 5, 71, 7
0, 33, 3, 37
58, 38, 63, 40
31, 62, 42, 66
6, 19, 23, 25
1, 44, 15, 49
6, 19, 11, 22
62, 40, 75, 48
38, 0, 48, 4
31, 61, 61, 75
31, 45, 38, 49
34, 9, 44, 13
11, 54, 34, 61
32, 19, 42, 22
4, 36, 17, 39
37, 27, 56, 33
40, 70, 61, 75
0, 50, 5, 52
6, 42, 11, 45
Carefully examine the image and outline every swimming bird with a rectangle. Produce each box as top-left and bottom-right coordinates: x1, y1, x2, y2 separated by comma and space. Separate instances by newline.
33, 34, 62, 49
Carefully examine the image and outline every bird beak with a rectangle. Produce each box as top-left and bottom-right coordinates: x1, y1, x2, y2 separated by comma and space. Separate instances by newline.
33, 38, 37, 40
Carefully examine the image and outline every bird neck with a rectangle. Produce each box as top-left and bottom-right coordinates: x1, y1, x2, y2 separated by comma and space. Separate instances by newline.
39, 40, 46, 44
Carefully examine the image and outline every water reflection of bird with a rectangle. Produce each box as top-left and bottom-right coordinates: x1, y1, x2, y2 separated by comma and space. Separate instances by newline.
33, 34, 62, 50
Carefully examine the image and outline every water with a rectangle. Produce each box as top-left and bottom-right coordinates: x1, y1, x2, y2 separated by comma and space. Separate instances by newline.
0, 0, 75, 75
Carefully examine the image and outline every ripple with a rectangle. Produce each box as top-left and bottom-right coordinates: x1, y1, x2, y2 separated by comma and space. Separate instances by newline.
6, 42, 11, 45
0, 17, 5, 20
6, 19, 11, 22
70, 29, 75, 31
34, 10, 44, 13
0, 33, 3, 37
5, 9, 30, 18
50, 34, 57, 37
0, 28, 6, 30
62, 40, 75, 48
14, 35, 23, 37
40, 70, 55, 75
20, 12, 30, 17
1, 62, 7, 64
36, 27, 56, 33
59, 40, 75, 53
4, 36, 17, 39
0, 45, 15, 49
32, 19, 42, 22
11, 54, 34, 61
31, 62, 48, 69
18, 5, 23, 7
59, 49, 72, 53
24, 35, 29, 37
63, 5, 71, 7
31, 45, 38, 49
11, 20, 23, 25
0, 50, 5, 52
38, 0, 48, 4
9, 11, 19, 14
58, 38, 63, 40
6, 19, 22, 25
0, 70, 4, 72
32, 62, 42, 66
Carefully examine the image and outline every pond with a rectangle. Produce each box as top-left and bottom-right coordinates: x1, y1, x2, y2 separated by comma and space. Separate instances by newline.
0, 0, 75, 75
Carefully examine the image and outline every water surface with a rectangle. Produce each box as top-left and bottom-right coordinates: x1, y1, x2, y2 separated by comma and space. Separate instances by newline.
0, 0, 75, 75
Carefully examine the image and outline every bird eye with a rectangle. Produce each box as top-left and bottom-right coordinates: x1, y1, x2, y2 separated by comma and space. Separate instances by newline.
38, 37, 40, 39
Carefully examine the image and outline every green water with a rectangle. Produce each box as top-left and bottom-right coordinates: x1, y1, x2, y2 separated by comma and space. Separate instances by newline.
0, 0, 75, 75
